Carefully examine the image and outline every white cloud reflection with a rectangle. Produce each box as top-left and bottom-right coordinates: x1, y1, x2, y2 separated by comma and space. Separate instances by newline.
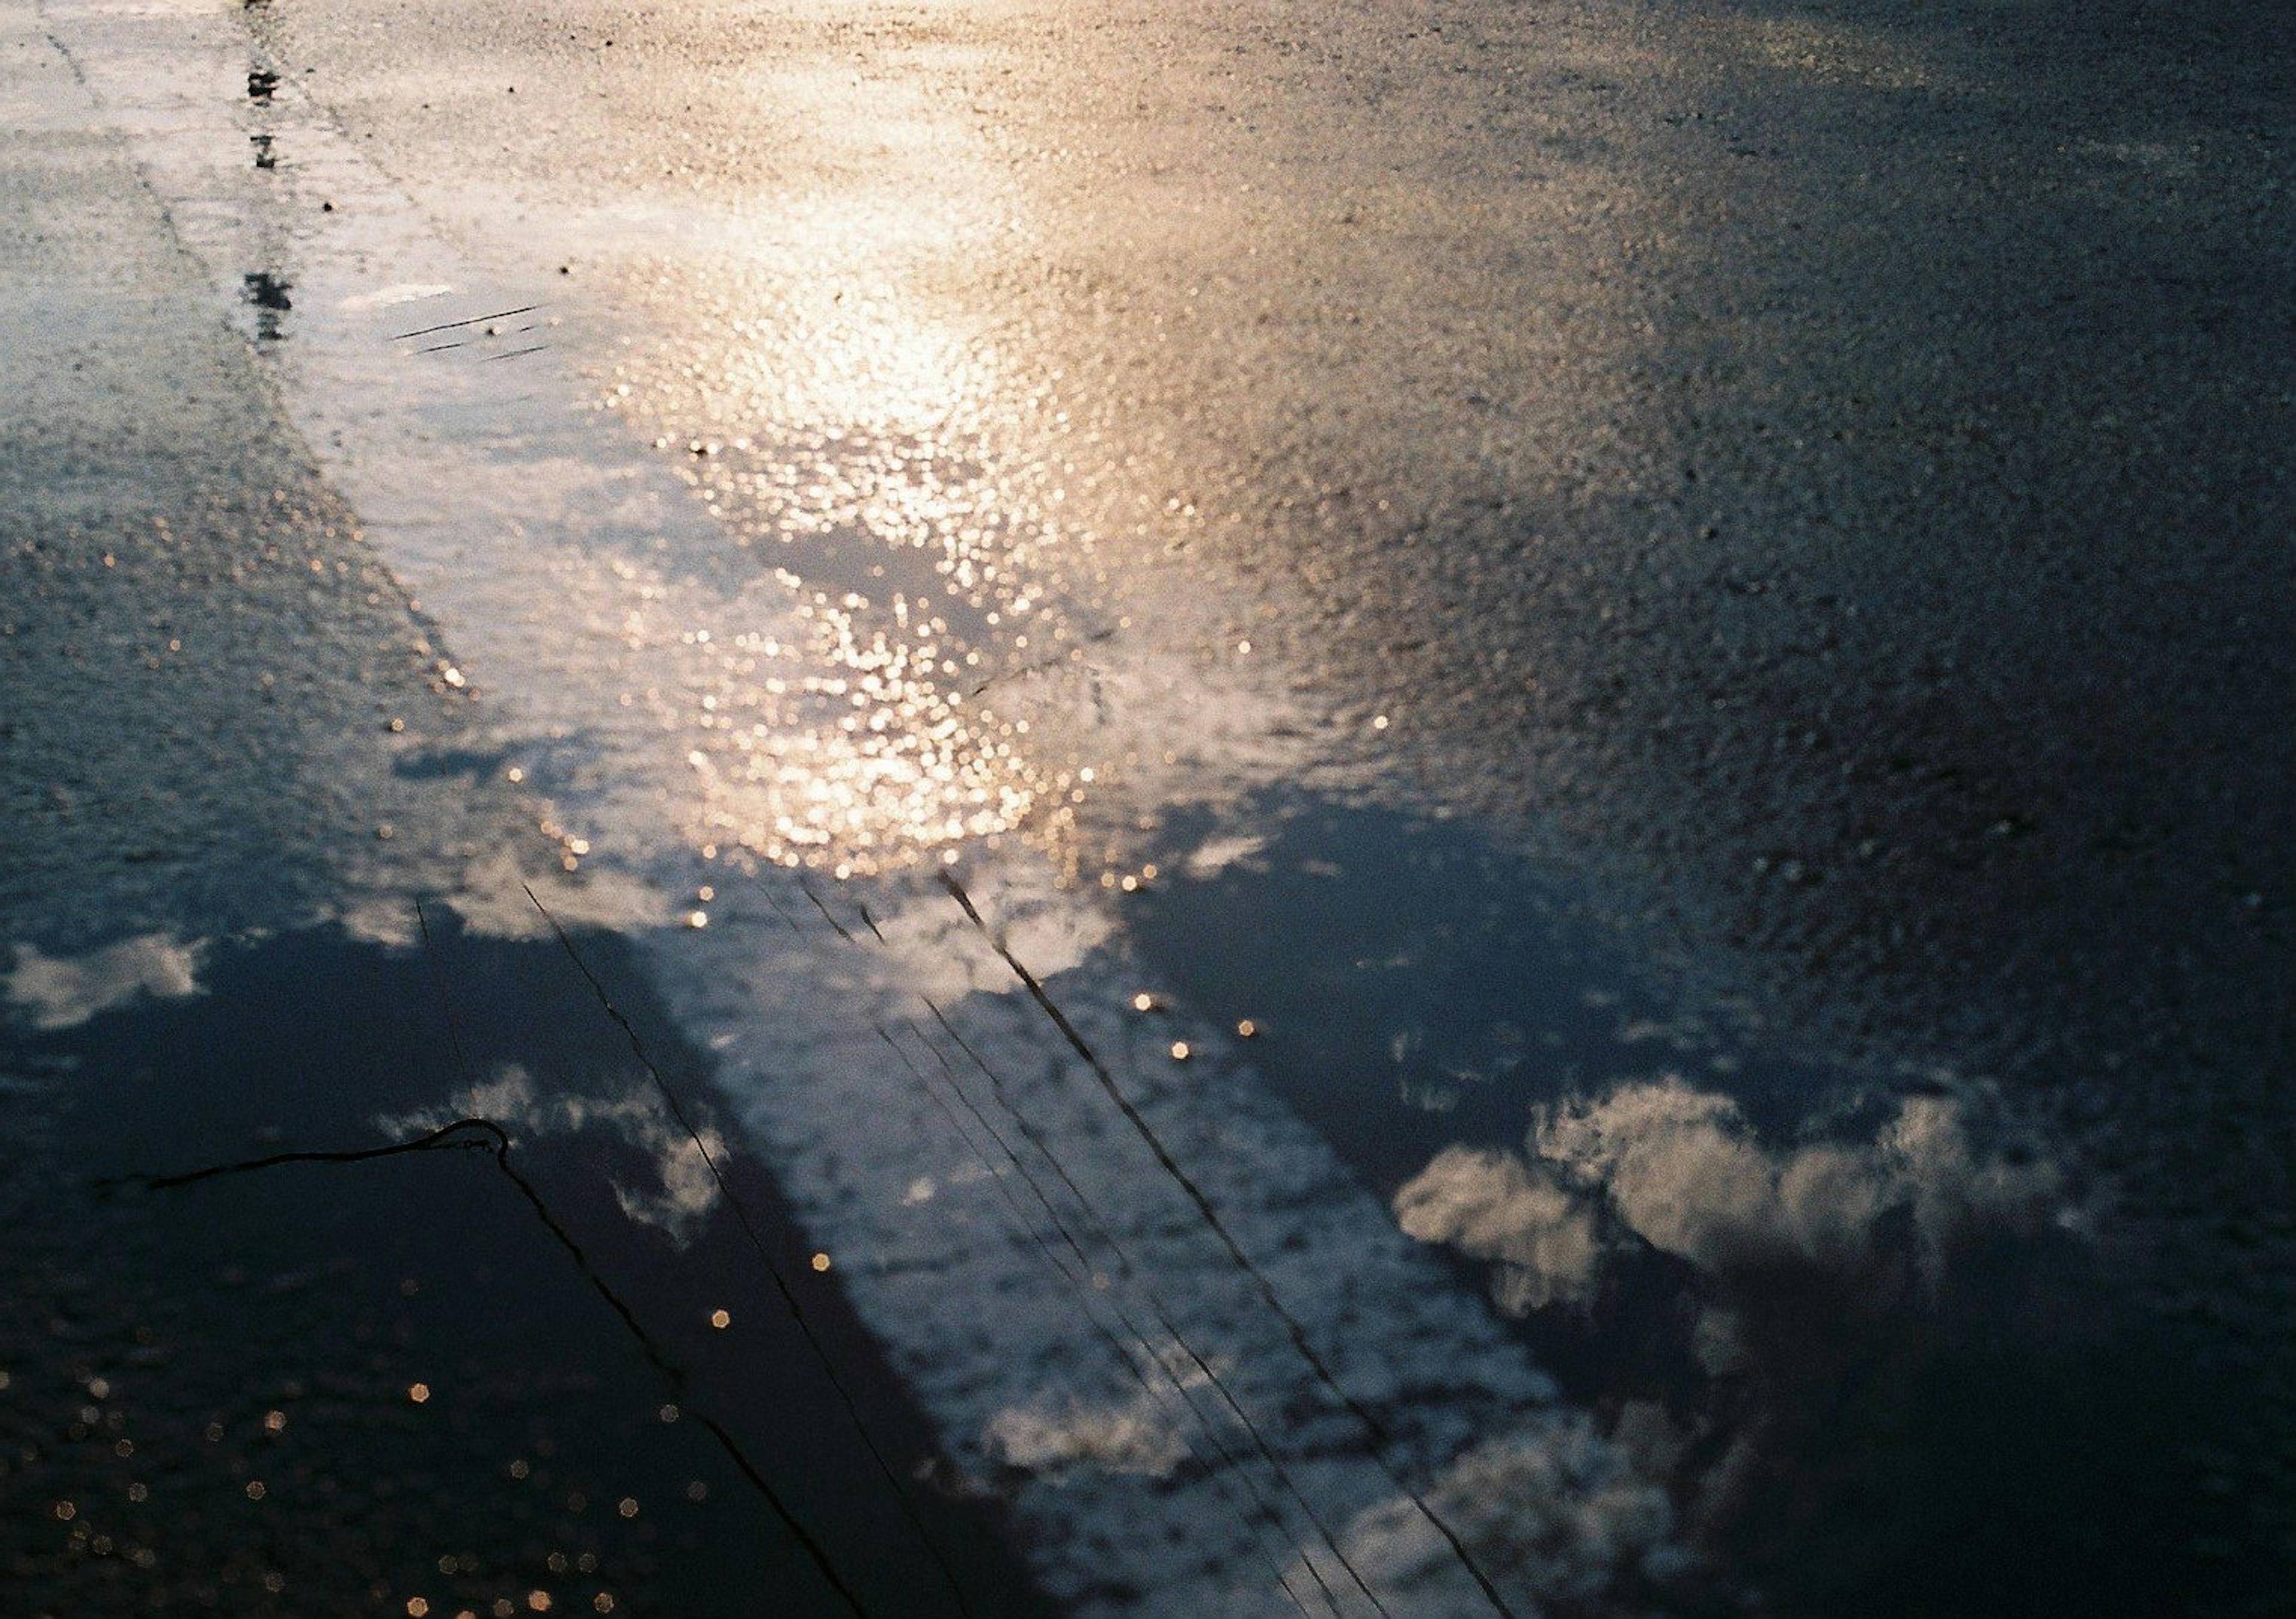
1397, 1078, 2067, 1316
1395, 1147, 1605, 1314
381, 1062, 724, 1241
335, 848, 672, 949
1334, 1415, 1681, 1615
985, 1389, 1190, 1483
854, 860, 1113, 1004
4, 933, 207, 1031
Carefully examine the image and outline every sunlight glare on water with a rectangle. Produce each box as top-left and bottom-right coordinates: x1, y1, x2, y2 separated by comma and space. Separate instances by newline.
595, 234, 1103, 875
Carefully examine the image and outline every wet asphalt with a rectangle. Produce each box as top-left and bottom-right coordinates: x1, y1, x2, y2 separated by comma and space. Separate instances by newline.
230, 0, 2293, 1081
4, 0, 2292, 1614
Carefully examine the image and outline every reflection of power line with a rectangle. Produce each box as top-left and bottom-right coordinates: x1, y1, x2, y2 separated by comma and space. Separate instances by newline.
911, 1003, 1390, 1618
773, 851, 1382, 1612
941, 872, 1522, 1619
107, 1113, 872, 1619
389, 304, 541, 342
520, 885, 976, 1619
777, 845, 1361, 1611
775, 864, 1443, 1613
873, 1022, 1337, 1619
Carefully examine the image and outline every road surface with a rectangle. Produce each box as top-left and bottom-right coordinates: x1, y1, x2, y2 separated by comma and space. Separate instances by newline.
3, 1, 2289, 1615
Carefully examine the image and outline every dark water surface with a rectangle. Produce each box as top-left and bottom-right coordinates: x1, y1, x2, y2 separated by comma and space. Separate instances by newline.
0, 922, 1052, 1618
1124, 793, 2267, 1617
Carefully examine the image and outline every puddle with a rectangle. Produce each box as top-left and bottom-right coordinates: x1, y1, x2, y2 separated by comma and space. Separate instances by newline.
0, 921, 1051, 1619
1124, 793, 1829, 1180
1122, 791, 2248, 1617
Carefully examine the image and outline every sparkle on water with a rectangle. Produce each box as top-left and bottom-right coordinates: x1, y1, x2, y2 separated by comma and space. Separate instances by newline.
594, 249, 1108, 877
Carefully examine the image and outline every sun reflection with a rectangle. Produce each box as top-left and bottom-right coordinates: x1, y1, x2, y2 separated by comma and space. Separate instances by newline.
680, 601, 1065, 871
603, 268, 1101, 875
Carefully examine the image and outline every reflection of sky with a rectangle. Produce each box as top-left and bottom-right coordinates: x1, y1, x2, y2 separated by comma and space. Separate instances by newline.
28, 5, 2215, 1614
1394, 1073, 2096, 1566
567, 236, 1334, 883
987, 1382, 1195, 1481
1381, 1070, 2112, 1606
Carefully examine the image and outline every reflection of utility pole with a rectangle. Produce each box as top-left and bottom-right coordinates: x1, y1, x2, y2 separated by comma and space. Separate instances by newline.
243, 271, 292, 343
241, 58, 291, 343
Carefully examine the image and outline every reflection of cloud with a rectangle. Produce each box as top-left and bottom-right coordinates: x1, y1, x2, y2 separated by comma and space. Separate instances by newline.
985, 1391, 1187, 1481
1885, 1094, 2066, 1279
335, 848, 671, 948
1336, 1416, 1679, 1613
1399, 1080, 2093, 1603
1183, 831, 1270, 878
337, 281, 453, 311
1538, 1080, 2061, 1283
1397, 1080, 2065, 1315
380, 1063, 723, 1241
1394, 1146, 1605, 1314
858, 863, 1113, 1003
4, 934, 206, 1031
445, 851, 671, 942
1690, 1306, 1751, 1378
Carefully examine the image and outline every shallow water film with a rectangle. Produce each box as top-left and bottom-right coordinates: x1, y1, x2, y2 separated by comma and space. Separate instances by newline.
3, 0, 2290, 1615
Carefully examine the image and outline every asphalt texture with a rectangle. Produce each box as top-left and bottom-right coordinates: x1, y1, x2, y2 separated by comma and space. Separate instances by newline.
1, 13, 1048, 1614
4, 0, 2291, 1614
243, 0, 2294, 1083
